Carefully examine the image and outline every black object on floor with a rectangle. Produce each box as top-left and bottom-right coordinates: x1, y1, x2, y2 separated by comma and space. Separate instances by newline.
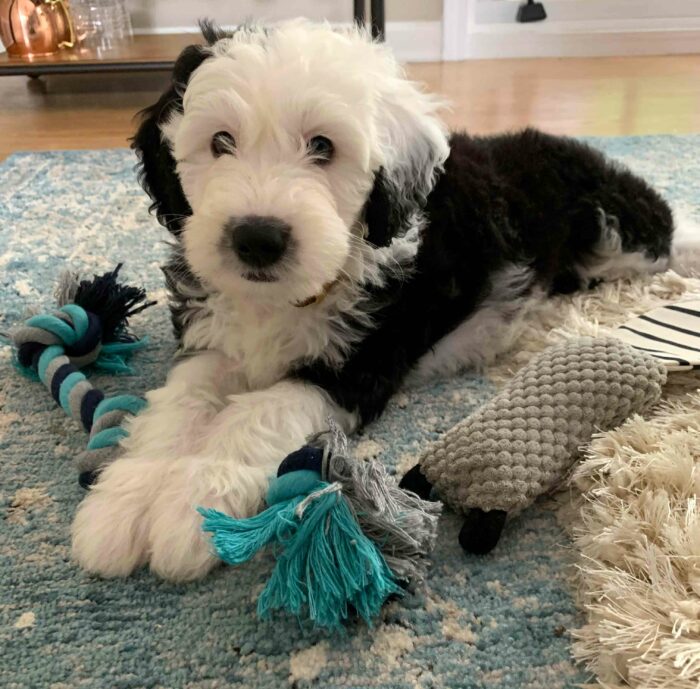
459, 509, 508, 554
517, 0, 547, 23
399, 464, 435, 500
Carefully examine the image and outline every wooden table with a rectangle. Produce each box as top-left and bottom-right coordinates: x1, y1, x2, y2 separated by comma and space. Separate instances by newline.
0, 34, 204, 77
0, 2, 385, 78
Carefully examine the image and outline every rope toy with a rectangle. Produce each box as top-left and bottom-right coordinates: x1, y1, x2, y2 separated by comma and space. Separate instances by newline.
200, 421, 442, 631
10, 265, 154, 488
8, 265, 439, 632
400, 337, 667, 554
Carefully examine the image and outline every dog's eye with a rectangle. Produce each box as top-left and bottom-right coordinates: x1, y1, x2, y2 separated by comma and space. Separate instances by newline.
211, 131, 236, 158
307, 136, 334, 164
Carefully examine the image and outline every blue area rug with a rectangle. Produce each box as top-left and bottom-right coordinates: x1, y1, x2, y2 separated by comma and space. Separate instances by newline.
2, 135, 697, 688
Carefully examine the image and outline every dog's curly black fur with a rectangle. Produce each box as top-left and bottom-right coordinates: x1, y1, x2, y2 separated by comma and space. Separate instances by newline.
296, 130, 673, 423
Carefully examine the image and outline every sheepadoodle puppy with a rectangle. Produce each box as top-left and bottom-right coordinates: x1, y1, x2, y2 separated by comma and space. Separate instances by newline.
72, 20, 682, 581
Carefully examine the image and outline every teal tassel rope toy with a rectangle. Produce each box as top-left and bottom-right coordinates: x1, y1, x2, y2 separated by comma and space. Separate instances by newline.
200, 421, 442, 631
10, 265, 154, 488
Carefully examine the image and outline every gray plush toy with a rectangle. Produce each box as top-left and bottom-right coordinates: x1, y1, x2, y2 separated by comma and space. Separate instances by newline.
400, 337, 667, 554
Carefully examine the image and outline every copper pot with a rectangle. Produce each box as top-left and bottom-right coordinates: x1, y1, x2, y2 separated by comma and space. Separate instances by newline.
0, 0, 75, 57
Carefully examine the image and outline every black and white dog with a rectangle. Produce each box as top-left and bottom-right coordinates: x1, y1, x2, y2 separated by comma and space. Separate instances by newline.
72, 21, 687, 581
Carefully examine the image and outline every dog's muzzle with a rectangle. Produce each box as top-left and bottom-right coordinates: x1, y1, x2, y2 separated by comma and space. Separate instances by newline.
225, 215, 291, 274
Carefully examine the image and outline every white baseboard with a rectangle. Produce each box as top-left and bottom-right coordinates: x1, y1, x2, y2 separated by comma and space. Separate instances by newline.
385, 21, 443, 63
474, 0, 700, 26
132, 21, 444, 63
444, 0, 700, 60
463, 22, 700, 59
442, 0, 471, 61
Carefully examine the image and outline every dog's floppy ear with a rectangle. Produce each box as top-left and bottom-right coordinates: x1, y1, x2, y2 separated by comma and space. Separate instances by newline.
363, 73, 449, 247
131, 42, 210, 235
362, 168, 401, 248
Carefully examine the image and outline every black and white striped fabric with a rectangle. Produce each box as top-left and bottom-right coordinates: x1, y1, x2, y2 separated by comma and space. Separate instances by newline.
614, 300, 700, 371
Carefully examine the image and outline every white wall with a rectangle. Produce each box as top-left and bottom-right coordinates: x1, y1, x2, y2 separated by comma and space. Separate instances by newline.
127, 0, 442, 32
387, 0, 442, 22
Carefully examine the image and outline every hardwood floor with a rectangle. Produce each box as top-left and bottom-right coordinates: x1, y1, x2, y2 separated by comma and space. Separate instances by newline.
1, 54, 699, 161
413, 56, 700, 137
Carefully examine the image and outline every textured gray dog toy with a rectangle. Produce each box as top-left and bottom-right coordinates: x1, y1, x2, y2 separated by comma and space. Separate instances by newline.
400, 337, 667, 554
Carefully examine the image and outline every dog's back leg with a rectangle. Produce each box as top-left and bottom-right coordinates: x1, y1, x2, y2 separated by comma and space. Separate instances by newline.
547, 187, 676, 295
670, 209, 700, 277
578, 205, 700, 283
576, 205, 671, 285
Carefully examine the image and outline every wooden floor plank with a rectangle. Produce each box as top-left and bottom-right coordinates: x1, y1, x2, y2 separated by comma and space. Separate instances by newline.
1, 54, 699, 161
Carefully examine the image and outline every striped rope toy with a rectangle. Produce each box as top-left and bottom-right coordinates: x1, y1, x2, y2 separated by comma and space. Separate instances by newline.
10, 265, 154, 488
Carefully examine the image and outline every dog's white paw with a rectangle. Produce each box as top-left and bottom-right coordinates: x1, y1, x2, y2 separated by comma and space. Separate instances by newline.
72, 451, 272, 582
671, 209, 700, 277
71, 456, 162, 577
146, 457, 270, 582
148, 513, 219, 582
146, 459, 220, 582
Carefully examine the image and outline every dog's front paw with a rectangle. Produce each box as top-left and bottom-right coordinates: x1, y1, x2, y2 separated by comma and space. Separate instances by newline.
146, 459, 220, 582
71, 456, 163, 577
72, 452, 272, 581
146, 457, 270, 582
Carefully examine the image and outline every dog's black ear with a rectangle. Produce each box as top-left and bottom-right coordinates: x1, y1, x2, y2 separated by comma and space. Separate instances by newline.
362, 168, 410, 248
364, 161, 440, 247
364, 72, 449, 247
131, 43, 209, 235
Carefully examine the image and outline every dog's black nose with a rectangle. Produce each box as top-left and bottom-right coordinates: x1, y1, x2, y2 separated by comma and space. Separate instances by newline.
226, 216, 291, 269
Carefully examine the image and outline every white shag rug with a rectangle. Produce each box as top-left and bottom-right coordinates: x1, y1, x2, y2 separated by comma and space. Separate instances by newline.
489, 269, 700, 689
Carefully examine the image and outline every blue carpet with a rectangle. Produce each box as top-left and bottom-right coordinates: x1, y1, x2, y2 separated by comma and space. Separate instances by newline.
2, 136, 697, 688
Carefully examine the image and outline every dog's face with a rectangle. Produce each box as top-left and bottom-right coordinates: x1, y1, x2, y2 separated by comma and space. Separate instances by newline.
134, 21, 448, 307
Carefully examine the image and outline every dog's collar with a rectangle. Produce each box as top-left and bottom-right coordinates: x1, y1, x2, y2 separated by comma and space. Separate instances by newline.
292, 278, 341, 308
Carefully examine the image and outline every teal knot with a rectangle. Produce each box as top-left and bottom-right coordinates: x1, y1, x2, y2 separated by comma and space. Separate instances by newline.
266, 470, 322, 505
199, 467, 402, 631
10, 265, 154, 485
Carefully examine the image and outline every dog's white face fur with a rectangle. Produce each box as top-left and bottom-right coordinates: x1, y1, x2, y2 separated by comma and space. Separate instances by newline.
161, 22, 448, 308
